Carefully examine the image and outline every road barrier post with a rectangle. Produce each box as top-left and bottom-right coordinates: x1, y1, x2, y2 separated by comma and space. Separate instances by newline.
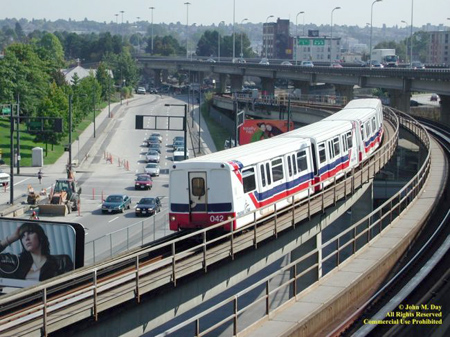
92, 188, 95, 200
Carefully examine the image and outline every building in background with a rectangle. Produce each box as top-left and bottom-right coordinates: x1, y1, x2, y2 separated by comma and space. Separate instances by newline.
294, 30, 341, 64
262, 18, 292, 59
427, 31, 449, 65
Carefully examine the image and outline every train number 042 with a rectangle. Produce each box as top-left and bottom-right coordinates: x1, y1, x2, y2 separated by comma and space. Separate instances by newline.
210, 215, 224, 222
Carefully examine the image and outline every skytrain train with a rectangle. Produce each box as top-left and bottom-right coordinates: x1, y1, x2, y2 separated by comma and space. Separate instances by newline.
169, 98, 383, 231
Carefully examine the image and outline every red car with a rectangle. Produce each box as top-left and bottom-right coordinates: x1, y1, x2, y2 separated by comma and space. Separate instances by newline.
134, 174, 153, 190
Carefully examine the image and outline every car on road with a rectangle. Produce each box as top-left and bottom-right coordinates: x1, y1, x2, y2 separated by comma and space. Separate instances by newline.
135, 197, 162, 216
146, 150, 160, 163
206, 58, 216, 63
172, 140, 185, 149
173, 147, 190, 161
0, 169, 10, 187
411, 61, 425, 69
369, 60, 384, 68
300, 60, 314, 67
410, 100, 421, 107
136, 87, 146, 95
232, 58, 246, 64
144, 136, 161, 146
102, 194, 132, 213
430, 94, 439, 102
147, 142, 162, 153
259, 58, 270, 65
144, 163, 161, 176
172, 136, 184, 145
281, 61, 293, 66
134, 174, 153, 190
330, 62, 343, 68
150, 132, 162, 142
149, 88, 158, 94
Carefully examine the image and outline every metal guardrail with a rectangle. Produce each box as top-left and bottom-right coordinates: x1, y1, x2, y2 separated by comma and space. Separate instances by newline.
0, 108, 414, 337
84, 210, 170, 265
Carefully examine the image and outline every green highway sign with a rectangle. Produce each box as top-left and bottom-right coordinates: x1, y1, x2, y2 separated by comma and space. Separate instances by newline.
313, 39, 325, 46
298, 39, 310, 46
2, 107, 11, 115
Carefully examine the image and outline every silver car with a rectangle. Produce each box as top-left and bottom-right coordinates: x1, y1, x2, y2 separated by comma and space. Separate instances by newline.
146, 150, 160, 163
144, 163, 160, 176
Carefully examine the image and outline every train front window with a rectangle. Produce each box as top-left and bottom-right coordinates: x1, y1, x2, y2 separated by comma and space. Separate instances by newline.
242, 168, 256, 193
191, 178, 205, 197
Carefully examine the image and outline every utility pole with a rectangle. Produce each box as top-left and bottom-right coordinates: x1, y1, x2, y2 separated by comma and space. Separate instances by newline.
9, 103, 14, 204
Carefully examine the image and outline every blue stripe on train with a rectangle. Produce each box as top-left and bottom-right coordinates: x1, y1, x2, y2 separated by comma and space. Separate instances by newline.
171, 203, 232, 212
253, 172, 314, 202
318, 153, 349, 176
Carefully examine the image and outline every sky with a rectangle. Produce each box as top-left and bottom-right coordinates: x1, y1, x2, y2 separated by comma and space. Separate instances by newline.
2, 0, 450, 28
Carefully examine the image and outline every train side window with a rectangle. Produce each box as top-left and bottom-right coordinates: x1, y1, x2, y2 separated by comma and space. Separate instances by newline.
191, 177, 205, 197
365, 121, 371, 138
318, 143, 326, 163
271, 158, 284, 182
287, 156, 293, 177
372, 117, 376, 132
361, 124, 365, 141
328, 140, 335, 159
266, 163, 272, 185
292, 154, 297, 174
341, 135, 347, 152
242, 168, 256, 193
296, 150, 308, 172
260, 165, 266, 187
347, 131, 353, 148
333, 137, 340, 156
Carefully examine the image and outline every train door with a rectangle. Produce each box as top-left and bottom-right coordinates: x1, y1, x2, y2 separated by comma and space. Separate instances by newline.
188, 172, 208, 221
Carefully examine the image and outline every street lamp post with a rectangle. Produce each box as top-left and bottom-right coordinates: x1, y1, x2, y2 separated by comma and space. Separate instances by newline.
68, 94, 73, 178
240, 18, 248, 58
295, 11, 305, 65
265, 15, 274, 59
410, 0, 414, 65
233, 0, 236, 61
218, 21, 225, 62
92, 89, 96, 138
165, 104, 188, 160
149, 7, 155, 54
184, 2, 191, 59
369, 0, 382, 68
295, 11, 304, 37
401, 20, 410, 63
330, 7, 341, 65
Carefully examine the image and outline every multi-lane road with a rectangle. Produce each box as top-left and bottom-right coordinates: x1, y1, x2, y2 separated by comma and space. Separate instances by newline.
8, 94, 196, 256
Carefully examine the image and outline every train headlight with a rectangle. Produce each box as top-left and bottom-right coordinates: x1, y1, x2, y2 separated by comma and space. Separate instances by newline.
227, 216, 233, 220
170, 215, 176, 221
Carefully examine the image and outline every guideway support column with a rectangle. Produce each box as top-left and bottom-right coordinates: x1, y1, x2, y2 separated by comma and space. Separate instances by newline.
261, 77, 275, 96
389, 89, 410, 114
292, 80, 311, 96
218, 74, 227, 93
334, 84, 354, 102
153, 69, 162, 88
230, 75, 244, 93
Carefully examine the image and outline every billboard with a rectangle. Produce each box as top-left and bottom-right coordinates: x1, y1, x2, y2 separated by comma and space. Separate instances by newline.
0, 218, 85, 289
239, 120, 294, 145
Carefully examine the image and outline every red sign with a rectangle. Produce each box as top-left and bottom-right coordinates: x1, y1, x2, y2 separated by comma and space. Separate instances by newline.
239, 120, 294, 145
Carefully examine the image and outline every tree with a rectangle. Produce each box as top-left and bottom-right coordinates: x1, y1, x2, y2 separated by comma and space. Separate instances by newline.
196, 30, 219, 57
146, 35, 185, 56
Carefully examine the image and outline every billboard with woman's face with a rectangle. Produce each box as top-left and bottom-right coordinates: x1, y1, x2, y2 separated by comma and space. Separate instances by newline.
0, 218, 85, 289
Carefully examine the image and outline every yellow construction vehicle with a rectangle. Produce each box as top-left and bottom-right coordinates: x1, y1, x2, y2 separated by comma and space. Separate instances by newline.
38, 178, 81, 216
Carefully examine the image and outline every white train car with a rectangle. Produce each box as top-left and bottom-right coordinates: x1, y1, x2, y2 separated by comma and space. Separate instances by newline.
323, 98, 383, 162
169, 135, 314, 231
169, 98, 383, 232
